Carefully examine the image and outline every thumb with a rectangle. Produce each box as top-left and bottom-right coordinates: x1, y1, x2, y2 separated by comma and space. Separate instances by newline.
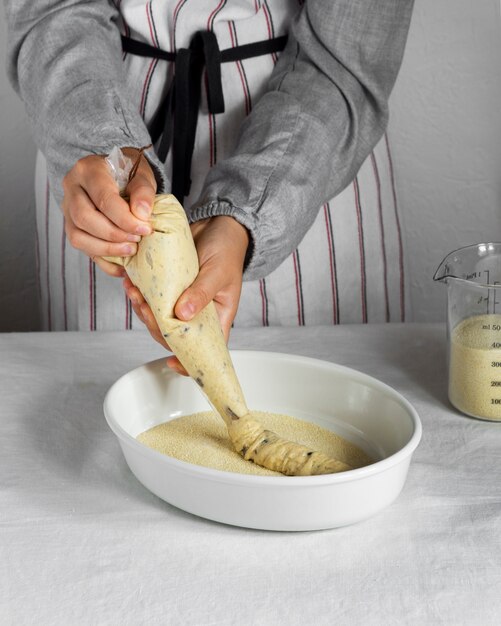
175, 268, 218, 321
127, 171, 156, 221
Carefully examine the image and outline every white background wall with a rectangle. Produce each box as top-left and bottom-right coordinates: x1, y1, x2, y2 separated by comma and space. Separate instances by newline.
0, 0, 500, 330
390, 0, 501, 321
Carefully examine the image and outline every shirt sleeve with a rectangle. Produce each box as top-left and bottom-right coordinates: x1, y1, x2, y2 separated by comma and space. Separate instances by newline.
189, 0, 415, 281
4, 0, 168, 206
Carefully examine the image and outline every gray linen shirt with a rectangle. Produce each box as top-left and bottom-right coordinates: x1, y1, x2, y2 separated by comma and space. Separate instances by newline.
4, 0, 414, 280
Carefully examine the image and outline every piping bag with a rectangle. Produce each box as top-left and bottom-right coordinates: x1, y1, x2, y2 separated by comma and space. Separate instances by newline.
103, 147, 351, 475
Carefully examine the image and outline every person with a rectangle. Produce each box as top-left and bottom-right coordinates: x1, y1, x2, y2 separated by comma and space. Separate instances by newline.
5, 0, 414, 372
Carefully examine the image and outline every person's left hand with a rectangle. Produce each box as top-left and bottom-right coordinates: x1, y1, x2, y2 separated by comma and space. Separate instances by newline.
123, 215, 250, 375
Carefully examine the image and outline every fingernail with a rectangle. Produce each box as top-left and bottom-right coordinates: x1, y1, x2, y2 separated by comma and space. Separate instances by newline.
135, 202, 151, 220
135, 224, 152, 236
178, 301, 195, 320
121, 244, 134, 255
127, 234, 141, 243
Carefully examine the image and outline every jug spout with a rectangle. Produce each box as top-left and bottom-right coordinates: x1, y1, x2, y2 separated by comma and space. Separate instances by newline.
433, 251, 457, 284
434, 243, 501, 285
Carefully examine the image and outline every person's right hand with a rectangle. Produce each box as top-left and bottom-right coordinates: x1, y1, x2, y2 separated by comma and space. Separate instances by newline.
123, 215, 250, 375
61, 147, 157, 276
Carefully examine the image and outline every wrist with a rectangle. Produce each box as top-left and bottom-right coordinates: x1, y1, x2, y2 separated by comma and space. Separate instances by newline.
191, 215, 250, 270
224, 215, 250, 248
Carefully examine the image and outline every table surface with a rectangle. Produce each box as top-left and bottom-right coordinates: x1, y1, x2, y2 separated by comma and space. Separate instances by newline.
1, 325, 500, 626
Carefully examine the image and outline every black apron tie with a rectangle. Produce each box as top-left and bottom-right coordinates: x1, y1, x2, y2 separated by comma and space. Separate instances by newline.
122, 31, 287, 203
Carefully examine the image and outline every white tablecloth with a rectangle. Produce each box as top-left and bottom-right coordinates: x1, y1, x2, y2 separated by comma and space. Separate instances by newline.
1, 325, 500, 625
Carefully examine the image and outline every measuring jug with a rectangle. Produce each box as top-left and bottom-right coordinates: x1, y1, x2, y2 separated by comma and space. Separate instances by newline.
434, 242, 501, 421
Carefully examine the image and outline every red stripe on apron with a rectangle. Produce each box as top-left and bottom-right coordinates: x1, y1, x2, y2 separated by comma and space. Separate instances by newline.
323, 202, 339, 324
171, 0, 189, 51
229, 22, 252, 115
140, 59, 158, 116
293, 250, 305, 325
385, 133, 405, 322
130, 0, 161, 328
35, 195, 42, 307
207, 0, 227, 29
370, 152, 390, 322
125, 293, 130, 330
147, 1, 160, 46
139, 2, 161, 116
262, 1, 278, 64
88, 258, 94, 331
93, 261, 97, 330
61, 219, 68, 330
205, 71, 216, 167
206, 1, 228, 168
259, 279, 269, 326
353, 176, 368, 323
45, 179, 52, 330
228, 17, 259, 321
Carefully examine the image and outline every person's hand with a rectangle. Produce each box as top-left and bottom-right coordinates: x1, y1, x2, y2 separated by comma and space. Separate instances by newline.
61, 147, 156, 276
123, 215, 250, 375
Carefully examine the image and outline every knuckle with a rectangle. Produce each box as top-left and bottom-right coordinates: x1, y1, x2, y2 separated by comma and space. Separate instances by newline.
108, 228, 125, 243
70, 208, 85, 230
72, 158, 87, 178
67, 230, 82, 250
96, 190, 116, 214
130, 178, 155, 195
106, 243, 121, 257
194, 286, 211, 308
106, 263, 123, 278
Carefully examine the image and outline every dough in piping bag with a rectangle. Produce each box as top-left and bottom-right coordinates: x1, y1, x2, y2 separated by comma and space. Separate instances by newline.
105, 194, 351, 476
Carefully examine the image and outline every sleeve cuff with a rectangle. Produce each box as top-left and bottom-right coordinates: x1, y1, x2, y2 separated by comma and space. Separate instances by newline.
189, 200, 266, 280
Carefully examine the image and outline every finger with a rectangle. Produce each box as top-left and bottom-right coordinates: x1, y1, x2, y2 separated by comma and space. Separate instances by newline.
126, 166, 156, 222
93, 256, 126, 278
65, 223, 138, 259
212, 301, 234, 344
124, 281, 146, 309
64, 187, 142, 244
123, 277, 189, 377
79, 163, 152, 236
122, 276, 135, 292
122, 278, 147, 324
166, 354, 188, 377
131, 298, 187, 376
174, 264, 222, 322
129, 295, 147, 326
139, 302, 167, 346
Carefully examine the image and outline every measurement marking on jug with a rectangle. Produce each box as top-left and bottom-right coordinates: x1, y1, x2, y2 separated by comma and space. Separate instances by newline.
491, 362, 501, 367
492, 343, 501, 349
491, 381, 501, 387
491, 399, 501, 405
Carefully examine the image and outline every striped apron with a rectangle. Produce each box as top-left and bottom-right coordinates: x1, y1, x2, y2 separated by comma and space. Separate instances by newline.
35, 0, 407, 331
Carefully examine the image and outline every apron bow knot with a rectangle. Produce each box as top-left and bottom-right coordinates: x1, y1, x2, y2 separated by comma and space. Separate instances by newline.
122, 31, 287, 202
